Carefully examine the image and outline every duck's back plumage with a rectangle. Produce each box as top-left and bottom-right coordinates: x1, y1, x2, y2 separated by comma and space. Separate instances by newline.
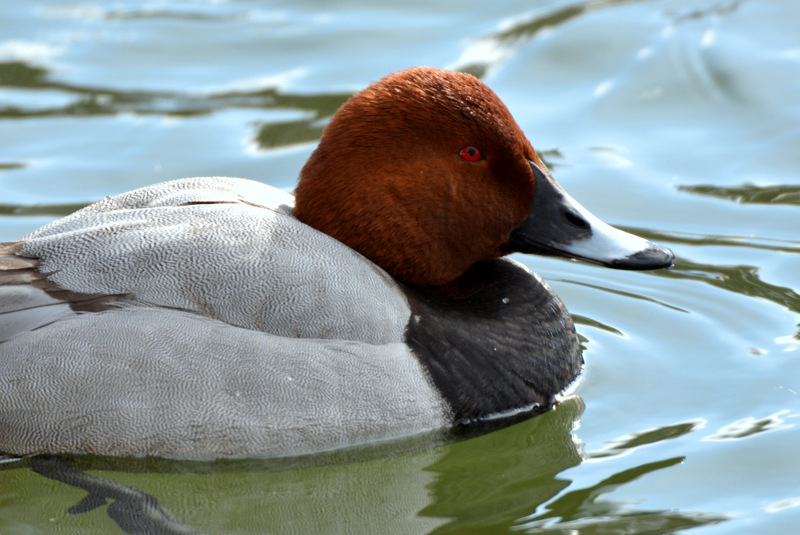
3, 176, 409, 345
0, 177, 455, 458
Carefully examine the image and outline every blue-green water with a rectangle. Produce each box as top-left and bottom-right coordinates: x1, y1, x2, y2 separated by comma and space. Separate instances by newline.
1, 1, 799, 533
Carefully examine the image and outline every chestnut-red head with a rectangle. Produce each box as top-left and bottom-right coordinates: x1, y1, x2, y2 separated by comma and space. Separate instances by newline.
293, 67, 544, 286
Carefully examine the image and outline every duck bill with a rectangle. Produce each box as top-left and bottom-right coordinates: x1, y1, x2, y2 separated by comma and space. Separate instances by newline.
508, 161, 674, 270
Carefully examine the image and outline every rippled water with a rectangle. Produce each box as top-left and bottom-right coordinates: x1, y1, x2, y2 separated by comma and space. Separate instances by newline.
1, 1, 799, 533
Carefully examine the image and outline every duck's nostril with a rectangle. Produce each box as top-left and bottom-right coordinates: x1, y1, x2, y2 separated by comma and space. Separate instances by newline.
562, 208, 590, 230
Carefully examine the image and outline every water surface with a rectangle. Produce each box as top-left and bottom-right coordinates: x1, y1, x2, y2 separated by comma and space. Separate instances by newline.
1, 1, 799, 533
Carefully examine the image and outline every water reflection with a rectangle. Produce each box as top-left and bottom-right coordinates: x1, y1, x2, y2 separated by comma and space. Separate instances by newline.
613, 224, 800, 315
679, 183, 800, 205
587, 419, 705, 459
455, 0, 648, 76
43, 4, 245, 22
513, 457, 729, 534
30, 456, 203, 535
703, 409, 794, 441
251, 92, 349, 149
0, 202, 88, 217
0, 60, 350, 148
419, 399, 730, 534
666, 257, 800, 314
420, 399, 585, 533
641, 229, 800, 256
667, 0, 742, 22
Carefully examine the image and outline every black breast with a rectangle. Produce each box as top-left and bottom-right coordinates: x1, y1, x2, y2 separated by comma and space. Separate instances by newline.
403, 258, 582, 425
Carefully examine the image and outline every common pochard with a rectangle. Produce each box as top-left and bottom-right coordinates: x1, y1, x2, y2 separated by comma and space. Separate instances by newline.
0, 67, 673, 459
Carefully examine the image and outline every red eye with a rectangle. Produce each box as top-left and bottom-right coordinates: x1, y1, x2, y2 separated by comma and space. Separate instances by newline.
459, 145, 483, 162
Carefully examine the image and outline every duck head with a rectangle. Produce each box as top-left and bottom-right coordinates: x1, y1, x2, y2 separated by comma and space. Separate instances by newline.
293, 67, 673, 286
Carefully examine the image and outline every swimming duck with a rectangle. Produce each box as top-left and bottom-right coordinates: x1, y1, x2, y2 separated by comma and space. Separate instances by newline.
0, 67, 673, 459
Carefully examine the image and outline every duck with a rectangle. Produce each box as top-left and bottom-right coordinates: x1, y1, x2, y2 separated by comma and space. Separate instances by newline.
0, 67, 673, 460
